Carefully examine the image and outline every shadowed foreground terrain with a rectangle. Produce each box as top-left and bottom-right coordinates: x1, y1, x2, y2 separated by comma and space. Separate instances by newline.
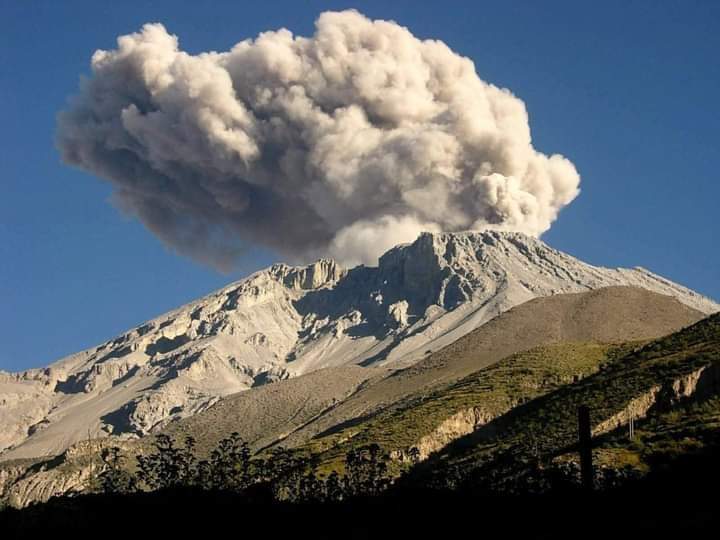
0, 472, 717, 539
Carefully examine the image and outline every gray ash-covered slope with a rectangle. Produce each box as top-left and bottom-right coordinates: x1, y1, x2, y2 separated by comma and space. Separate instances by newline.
1, 231, 717, 461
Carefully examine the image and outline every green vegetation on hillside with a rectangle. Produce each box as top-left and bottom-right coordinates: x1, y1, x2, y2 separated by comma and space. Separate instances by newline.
91, 432, 393, 503
589, 394, 720, 473
303, 341, 639, 473
408, 313, 720, 492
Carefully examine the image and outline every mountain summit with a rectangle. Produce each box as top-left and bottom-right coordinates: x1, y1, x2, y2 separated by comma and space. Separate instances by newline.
1, 231, 717, 459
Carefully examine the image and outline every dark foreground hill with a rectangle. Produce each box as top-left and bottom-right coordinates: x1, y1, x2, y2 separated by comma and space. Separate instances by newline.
0, 477, 717, 540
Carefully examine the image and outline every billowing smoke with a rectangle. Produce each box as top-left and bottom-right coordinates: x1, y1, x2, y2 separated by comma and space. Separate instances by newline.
57, 10, 580, 269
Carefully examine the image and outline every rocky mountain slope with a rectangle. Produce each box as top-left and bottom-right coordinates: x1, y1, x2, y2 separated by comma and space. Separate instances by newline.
1, 231, 717, 461
0, 287, 710, 507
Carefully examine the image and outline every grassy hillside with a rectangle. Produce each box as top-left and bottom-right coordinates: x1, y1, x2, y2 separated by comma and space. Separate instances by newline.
301, 341, 638, 473
406, 312, 720, 492
588, 395, 720, 475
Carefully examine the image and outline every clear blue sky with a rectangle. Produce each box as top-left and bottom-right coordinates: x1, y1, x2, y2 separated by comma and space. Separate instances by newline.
1, 1, 718, 372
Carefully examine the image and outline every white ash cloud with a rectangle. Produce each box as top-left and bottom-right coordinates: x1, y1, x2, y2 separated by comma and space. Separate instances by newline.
57, 10, 580, 270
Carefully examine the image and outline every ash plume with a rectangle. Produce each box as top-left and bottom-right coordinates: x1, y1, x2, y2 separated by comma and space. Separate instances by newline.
57, 10, 580, 269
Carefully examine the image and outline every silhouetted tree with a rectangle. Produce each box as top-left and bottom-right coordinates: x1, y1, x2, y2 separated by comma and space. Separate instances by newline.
121, 433, 396, 502
198, 432, 253, 491
137, 435, 198, 490
298, 468, 324, 502
98, 446, 137, 494
263, 447, 311, 501
324, 471, 344, 502
343, 443, 390, 496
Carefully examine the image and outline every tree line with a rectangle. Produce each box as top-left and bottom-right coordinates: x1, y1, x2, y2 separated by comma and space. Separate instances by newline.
97, 434, 404, 502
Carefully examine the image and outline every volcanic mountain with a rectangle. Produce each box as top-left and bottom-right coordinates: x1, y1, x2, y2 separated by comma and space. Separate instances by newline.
1, 231, 717, 460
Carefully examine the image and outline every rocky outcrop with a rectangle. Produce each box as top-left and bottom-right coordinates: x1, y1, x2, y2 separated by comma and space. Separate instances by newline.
593, 364, 720, 436
0, 462, 30, 500
275, 259, 346, 290
394, 406, 502, 462
0, 439, 135, 509
1, 459, 93, 509
593, 386, 663, 436
387, 300, 409, 328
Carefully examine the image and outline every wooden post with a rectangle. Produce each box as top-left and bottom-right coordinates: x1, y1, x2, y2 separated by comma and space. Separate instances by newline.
578, 405, 593, 491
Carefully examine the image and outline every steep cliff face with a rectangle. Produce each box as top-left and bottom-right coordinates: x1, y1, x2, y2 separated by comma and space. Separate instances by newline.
0, 440, 128, 509
593, 363, 720, 436
1, 231, 717, 461
398, 407, 501, 462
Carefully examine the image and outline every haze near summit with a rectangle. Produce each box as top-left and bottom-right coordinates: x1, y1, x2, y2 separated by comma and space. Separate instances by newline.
57, 9, 580, 270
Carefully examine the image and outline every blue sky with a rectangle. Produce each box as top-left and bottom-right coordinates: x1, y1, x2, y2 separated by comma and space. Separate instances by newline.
1, 0, 718, 371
